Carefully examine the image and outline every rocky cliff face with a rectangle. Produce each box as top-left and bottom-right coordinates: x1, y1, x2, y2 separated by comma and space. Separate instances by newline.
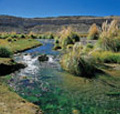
0, 15, 120, 33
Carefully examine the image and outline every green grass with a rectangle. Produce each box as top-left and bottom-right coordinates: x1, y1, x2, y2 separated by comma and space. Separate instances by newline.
91, 51, 120, 63
0, 46, 13, 58
0, 39, 42, 53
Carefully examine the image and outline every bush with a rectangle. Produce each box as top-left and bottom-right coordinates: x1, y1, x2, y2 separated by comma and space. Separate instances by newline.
83, 43, 94, 53
53, 44, 61, 50
47, 34, 54, 39
0, 47, 13, 58
86, 43, 94, 49
11, 34, 17, 38
61, 46, 98, 78
0, 33, 9, 39
97, 37, 120, 52
67, 44, 74, 50
87, 23, 99, 40
61, 36, 74, 49
58, 27, 80, 49
13, 38, 17, 41
7, 38, 13, 42
41, 35, 46, 39
70, 32, 80, 42
91, 51, 120, 63
30, 34, 37, 39
55, 39, 59, 44
97, 20, 120, 52
18, 34, 26, 38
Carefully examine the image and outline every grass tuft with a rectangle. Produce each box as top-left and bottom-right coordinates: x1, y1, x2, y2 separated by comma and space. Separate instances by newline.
0, 47, 13, 58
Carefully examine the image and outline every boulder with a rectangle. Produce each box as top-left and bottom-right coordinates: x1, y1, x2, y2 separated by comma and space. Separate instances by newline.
38, 54, 49, 62
0, 62, 26, 76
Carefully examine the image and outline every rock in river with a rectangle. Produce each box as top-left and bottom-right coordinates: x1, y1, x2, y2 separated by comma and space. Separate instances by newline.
38, 54, 49, 62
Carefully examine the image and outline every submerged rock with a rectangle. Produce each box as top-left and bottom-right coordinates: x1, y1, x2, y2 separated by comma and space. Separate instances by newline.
38, 54, 49, 62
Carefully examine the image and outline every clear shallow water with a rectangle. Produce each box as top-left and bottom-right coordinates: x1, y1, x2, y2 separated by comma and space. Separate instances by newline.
8, 39, 120, 114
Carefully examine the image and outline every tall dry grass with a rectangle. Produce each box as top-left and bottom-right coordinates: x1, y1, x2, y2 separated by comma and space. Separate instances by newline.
87, 23, 99, 40
97, 20, 120, 52
54, 27, 80, 49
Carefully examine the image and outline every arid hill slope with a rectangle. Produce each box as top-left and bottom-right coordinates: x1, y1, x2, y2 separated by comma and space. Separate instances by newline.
0, 15, 120, 33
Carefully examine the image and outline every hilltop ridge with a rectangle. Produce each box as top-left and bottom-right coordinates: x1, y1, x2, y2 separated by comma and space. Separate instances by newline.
0, 15, 120, 33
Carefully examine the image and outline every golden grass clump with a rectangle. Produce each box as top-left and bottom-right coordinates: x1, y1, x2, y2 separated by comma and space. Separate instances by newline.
54, 27, 80, 49
87, 23, 99, 40
100, 20, 118, 38
61, 43, 98, 78
97, 20, 120, 52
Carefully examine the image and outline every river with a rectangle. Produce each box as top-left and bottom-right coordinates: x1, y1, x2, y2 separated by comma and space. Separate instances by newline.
8, 39, 120, 114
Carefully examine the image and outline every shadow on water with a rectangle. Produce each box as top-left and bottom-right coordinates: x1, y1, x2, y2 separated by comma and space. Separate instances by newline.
8, 39, 120, 114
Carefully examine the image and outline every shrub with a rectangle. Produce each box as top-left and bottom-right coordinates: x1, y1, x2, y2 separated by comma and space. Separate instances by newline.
7, 38, 13, 42
67, 44, 74, 50
55, 39, 59, 44
11, 34, 17, 38
47, 34, 54, 39
58, 27, 80, 49
86, 43, 94, 49
83, 43, 94, 53
0, 47, 13, 58
18, 34, 26, 38
91, 51, 120, 63
61, 36, 74, 49
53, 44, 61, 50
70, 32, 80, 42
61, 45, 98, 78
97, 20, 120, 52
41, 35, 46, 39
87, 23, 99, 40
13, 38, 17, 41
0, 33, 9, 39
30, 34, 37, 39
28, 32, 37, 39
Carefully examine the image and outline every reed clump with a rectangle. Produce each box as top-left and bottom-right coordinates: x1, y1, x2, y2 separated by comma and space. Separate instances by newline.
54, 27, 80, 50
97, 20, 120, 52
61, 43, 98, 78
87, 23, 99, 40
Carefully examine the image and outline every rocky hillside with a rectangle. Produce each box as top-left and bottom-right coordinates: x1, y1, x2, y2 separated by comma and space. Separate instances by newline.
0, 15, 120, 33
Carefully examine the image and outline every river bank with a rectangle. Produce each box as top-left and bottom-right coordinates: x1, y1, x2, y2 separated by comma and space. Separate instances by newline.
0, 39, 42, 75
0, 77, 42, 114
0, 39, 43, 114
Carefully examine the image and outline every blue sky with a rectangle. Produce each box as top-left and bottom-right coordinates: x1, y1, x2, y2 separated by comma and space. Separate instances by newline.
0, 0, 119, 18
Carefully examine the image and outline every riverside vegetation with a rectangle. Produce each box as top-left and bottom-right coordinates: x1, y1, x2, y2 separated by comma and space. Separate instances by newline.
54, 20, 120, 77
0, 33, 43, 114
0, 19, 120, 114
52, 20, 120, 113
